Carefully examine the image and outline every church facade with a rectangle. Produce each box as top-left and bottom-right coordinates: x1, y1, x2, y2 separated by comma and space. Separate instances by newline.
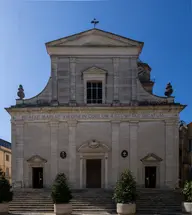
6, 28, 185, 190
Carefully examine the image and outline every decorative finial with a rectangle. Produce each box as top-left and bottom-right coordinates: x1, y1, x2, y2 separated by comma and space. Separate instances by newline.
91, 18, 99, 28
164, 82, 173, 97
17, 84, 25, 99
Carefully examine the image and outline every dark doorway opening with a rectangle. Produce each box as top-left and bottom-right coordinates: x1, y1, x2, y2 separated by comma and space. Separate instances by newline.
32, 167, 43, 189
145, 166, 156, 188
86, 159, 101, 188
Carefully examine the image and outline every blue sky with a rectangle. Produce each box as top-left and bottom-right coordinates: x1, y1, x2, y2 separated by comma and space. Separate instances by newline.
0, 0, 191, 142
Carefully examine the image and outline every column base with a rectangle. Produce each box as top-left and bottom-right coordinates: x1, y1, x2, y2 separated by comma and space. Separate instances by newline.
112, 100, 120, 106
51, 100, 59, 106
69, 100, 77, 106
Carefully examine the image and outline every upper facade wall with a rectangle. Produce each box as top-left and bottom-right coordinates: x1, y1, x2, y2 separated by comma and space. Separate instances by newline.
16, 29, 174, 106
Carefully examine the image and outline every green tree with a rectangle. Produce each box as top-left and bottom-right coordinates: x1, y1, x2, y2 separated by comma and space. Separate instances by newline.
113, 169, 137, 204
51, 173, 72, 204
183, 181, 192, 202
0, 169, 13, 203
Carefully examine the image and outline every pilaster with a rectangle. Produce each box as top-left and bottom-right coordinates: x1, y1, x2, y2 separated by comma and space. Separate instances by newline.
50, 120, 59, 183
68, 120, 77, 188
111, 120, 120, 185
104, 153, 108, 189
113, 58, 120, 104
51, 56, 59, 106
130, 57, 137, 101
165, 120, 176, 188
69, 58, 76, 105
11, 119, 16, 184
15, 120, 24, 187
129, 121, 139, 181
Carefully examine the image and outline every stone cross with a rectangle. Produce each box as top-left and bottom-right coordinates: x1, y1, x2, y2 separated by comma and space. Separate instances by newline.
91, 18, 99, 28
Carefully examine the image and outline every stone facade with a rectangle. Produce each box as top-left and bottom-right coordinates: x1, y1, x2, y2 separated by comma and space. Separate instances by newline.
6, 28, 185, 189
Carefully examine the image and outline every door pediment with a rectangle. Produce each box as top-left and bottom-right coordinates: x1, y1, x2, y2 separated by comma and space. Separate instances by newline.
27, 155, 47, 163
141, 153, 162, 162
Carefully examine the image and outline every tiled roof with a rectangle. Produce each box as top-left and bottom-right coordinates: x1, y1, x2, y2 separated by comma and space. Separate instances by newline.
0, 139, 11, 149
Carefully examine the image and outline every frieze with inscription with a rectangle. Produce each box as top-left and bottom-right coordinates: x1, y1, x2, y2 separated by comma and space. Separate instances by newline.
12, 112, 178, 121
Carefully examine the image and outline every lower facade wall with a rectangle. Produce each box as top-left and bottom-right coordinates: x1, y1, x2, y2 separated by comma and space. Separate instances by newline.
12, 118, 179, 189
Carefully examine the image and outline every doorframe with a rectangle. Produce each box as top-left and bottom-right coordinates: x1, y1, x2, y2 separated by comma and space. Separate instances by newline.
32, 167, 44, 189
79, 152, 108, 189
142, 162, 160, 188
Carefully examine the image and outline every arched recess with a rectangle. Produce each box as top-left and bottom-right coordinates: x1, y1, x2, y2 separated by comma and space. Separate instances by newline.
140, 153, 163, 188
77, 140, 110, 189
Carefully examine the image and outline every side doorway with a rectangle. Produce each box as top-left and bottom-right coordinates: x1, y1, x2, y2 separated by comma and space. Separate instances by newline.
32, 167, 43, 189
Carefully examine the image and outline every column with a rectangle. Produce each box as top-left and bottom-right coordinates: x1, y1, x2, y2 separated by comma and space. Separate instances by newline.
69, 58, 76, 105
111, 121, 120, 185
51, 56, 58, 105
113, 58, 120, 104
174, 120, 180, 187
68, 120, 77, 188
80, 155, 83, 188
130, 57, 137, 101
11, 120, 16, 185
50, 121, 59, 183
105, 153, 108, 189
129, 121, 139, 181
15, 120, 24, 187
165, 120, 175, 188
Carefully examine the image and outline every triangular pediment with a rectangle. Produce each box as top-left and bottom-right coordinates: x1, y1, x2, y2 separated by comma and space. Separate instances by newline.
46, 28, 143, 48
83, 67, 107, 75
140, 153, 162, 162
27, 155, 47, 163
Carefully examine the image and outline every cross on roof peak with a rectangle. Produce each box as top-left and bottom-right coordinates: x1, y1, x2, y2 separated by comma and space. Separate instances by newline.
91, 18, 99, 28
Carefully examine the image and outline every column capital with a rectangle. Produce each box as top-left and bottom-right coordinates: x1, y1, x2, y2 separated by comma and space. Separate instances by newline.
15, 120, 24, 127
111, 120, 120, 124
69, 57, 76, 64
49, 120, 59, 127
68, 120, 77, 127
164, 120, 177, 126
129, 120, 139, 125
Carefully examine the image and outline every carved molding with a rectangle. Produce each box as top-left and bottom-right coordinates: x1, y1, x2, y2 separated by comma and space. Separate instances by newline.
12, 112, 178, 121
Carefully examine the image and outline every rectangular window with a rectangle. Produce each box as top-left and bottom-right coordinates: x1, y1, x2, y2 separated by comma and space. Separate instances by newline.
86, 81, 102, 104
5, 167, 9, 177
6, 154, 9, 162
189, 140, 192, 152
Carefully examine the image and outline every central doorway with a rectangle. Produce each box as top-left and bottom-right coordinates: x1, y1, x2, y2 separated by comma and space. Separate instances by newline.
145, 166, 156, 188
86, 159, 101, 188
32, 167, 43, 188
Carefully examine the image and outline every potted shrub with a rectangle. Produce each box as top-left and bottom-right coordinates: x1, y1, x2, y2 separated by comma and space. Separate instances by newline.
0, 168, 13, 213
182, 180, 192, 213
113, 169, 137, 215
51, 173, 73, 215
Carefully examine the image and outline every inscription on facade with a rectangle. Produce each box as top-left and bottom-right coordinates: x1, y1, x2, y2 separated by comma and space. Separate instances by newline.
12, 112, 178, 121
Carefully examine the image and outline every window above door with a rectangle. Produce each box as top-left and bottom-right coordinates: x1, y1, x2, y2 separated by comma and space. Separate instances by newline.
83, 67, 107, 104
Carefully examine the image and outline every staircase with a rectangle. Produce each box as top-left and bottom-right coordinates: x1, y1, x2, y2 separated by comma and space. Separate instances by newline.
136, 188, 183, 215
9, 188, 116, 214
9, 189, 53, 214
9, 188, 183, 215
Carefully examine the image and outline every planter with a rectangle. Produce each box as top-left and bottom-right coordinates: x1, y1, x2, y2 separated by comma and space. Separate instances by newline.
117, 203, 136, 215
54, 203, 72, 215
0, 202, 9, 213
182, 202, 192, 213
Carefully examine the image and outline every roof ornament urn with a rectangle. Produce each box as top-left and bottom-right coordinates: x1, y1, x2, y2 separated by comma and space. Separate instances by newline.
164, 82, 173, 97
17, 85, 25, 100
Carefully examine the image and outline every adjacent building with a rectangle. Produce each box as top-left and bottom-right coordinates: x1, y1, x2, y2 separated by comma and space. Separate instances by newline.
179, 122, 192, 187
6, 28, 185, 189
0, 138, 12, 182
